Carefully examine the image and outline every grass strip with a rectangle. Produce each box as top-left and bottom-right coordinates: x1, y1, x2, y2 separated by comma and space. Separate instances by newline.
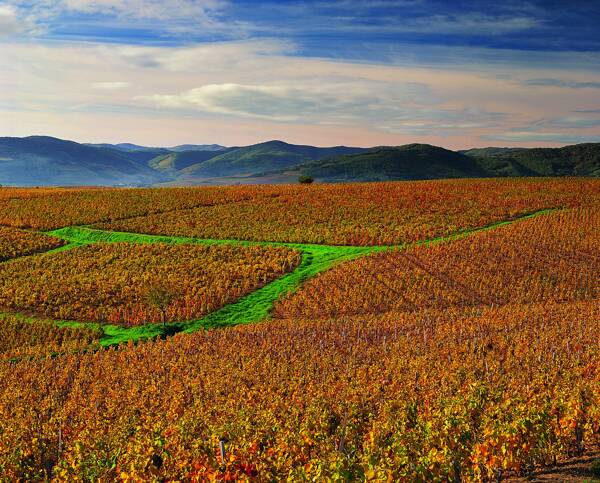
8, 207, 555, 347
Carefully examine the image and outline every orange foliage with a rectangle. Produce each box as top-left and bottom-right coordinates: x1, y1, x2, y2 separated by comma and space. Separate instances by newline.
0, 185, 272, 230
1, 178, 598, 244
0, 179, 599, 480
0, 243, 301, 326
0, 186, 103, 201
0, 301, 597, 480
97, 178, 600, 245
0, 226, 64, 262
0, 314, 100, 358
274, 208, 600, 318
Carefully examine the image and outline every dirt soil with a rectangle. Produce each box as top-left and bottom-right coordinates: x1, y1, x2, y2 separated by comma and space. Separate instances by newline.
506, 445, 600, 482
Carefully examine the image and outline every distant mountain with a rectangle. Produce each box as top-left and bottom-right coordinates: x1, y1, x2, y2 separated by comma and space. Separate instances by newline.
179, 140, 366, 178
465, 143, 600, 177
460, 147, 527, 157
84, 143, 171, 163
85, 143, 167, 153
272, 142, 600, 182
1, 136, 598, 186
86, 142, 226, 153
290, 144, 489, 182
85, 143, 229, 168
170, 144, 226, 152
0, 136, 165, 186
149, 149, 236, 174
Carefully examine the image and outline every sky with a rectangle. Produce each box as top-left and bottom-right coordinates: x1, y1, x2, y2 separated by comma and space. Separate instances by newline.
1, 0, 600, 148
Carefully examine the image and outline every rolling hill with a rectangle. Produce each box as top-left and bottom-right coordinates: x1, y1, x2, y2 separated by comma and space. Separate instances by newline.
178, 140, 366, 178
149, 149, 236, 174
0, 136, 166, 186
170, 144, 226, 152
1, 136, 599, 186
465, 143, 600, 177
286, 144, 490, 182
273, 142, 600, 182
86, 142, 226, 153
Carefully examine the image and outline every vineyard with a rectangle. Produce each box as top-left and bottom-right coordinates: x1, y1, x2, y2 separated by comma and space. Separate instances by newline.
94, 178, 600, 245
0, 178, 597, 243
0, 186, 257, 230
0, 178, 598, 481
0, 226, 64, 262
0, 313, 100, 359
274, 207, 600, 318
0, 242, 301, 326
0, 301, 597, 480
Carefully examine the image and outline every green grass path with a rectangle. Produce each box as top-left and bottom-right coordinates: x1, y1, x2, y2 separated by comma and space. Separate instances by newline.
46, 226, 386, 345
1, 208, 554, 347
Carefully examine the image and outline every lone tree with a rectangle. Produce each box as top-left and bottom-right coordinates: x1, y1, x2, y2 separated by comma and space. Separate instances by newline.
298, 175, 314, 184
144, 285, 177, 327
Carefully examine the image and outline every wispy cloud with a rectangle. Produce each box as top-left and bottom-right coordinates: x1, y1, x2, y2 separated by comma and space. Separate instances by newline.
532, 116, 600, 129
523, 78, 600, 89
2, 0, 246, 40
1, 1, 600, 148
137, 81, 433, 123
60, 0, 225, 20
91, 81, 130, 90
375, 13, 540, 35
0, 4, 41, 36
109, 39, 294, 71
483, 131, 600, 143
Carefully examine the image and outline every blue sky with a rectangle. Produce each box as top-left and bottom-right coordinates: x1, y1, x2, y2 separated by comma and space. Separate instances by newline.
1, 0, 600, 147
12, 0, 600, 52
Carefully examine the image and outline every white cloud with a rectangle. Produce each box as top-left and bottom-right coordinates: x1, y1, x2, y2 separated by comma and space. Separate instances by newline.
377, 108, 506, 135
1, 39, 599, 147
391, 13, 540, 35
61, 0, 225, 20
107, 40, 294, 72
1, 0, 238, 39
91, 81, 130, 90
0, 4, 24, 36
137, 81, 433, 123
140, 84, 310, 121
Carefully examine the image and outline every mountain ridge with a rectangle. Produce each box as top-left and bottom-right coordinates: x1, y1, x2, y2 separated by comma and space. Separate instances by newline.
1, 135, 598, 186
0, 136, 165, 186
177, 140, 367, 179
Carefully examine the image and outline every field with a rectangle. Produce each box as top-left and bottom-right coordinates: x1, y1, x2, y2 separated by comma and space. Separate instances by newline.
0, 186, 257, 230
0, 242, 300, 326
0, 226, 64, 262
94, 178, 600, 245
0, 314, 101, 359
0, 178, 598, 481
0, 178, 597, 243
274, 207, 599, 318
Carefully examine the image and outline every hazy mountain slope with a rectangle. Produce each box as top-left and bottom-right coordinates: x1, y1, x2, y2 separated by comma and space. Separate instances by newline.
180, 140, 366, 178
150, 149, 235, 173
85, 143, 168, 153
87, 143, 226, 153
294, 144, 490, 181
2, 136, 598, 187
170, 144, 226, 152
0, 136, 165, 186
